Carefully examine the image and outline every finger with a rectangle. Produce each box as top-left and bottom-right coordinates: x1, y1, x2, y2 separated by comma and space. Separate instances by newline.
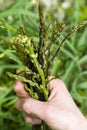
15, 98, 24, 111
16, 97, 47, 120
48, 78, 69, 101
23, 112, 42, 125
14, 80, 29, 97
15, 99, 42, 125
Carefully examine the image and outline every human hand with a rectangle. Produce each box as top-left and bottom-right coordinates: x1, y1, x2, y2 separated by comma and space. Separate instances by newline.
14, 78, 87, 130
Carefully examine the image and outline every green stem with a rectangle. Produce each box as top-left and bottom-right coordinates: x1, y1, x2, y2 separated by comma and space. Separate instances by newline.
6, 72, 39, 87
27, 44, 48, 100
32, 125, 41, 130
32, 123, 51, 130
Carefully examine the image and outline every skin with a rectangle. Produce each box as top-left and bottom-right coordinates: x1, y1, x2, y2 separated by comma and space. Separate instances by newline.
14, 78, 87, 130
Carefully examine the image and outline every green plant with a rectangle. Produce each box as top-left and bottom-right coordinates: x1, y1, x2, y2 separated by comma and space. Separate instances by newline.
0, 2, 87, 130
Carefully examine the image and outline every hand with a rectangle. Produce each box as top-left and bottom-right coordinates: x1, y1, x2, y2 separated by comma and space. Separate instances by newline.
14, 78, 87, 130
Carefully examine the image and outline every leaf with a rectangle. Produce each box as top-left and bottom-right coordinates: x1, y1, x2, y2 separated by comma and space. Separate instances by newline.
0, 49, 15, 59
0, 18, 18, 32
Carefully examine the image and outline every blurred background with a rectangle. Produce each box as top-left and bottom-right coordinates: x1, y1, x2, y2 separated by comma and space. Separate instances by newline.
0, 0, 87, 129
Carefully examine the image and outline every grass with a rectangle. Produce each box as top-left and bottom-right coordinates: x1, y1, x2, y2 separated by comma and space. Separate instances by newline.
0, 0, 87, 129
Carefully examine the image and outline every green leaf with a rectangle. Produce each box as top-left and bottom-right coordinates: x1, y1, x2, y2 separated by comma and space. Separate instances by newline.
0, 49, 15, 59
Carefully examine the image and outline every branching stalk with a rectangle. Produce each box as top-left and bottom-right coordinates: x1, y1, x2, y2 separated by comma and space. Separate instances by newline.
51, 20, 87, 61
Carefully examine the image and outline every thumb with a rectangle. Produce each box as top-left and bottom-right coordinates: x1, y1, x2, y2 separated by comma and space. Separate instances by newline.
22, 97, 46, 120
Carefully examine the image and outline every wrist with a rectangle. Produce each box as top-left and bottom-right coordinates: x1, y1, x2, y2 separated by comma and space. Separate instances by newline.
75, 118, 87, 130
70, 114, 87, 130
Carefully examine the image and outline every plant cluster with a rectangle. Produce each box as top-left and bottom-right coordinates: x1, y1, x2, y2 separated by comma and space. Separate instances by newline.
0, 3, 87, 102
0, 0, 87, 130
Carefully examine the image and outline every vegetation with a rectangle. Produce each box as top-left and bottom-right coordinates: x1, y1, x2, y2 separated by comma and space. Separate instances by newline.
0, 0, 87, 130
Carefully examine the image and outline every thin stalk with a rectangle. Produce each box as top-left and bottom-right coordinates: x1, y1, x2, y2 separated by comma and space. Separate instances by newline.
51, 20, 87, 61
46, 22, 65, 50
38, 1, 45, 65
45, 23, 65, 75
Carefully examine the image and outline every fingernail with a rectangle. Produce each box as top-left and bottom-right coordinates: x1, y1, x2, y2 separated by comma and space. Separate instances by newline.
34, 119, 42, 124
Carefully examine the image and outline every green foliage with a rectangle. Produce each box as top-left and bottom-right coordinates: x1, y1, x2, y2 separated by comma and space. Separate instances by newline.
0, 0, 87, 130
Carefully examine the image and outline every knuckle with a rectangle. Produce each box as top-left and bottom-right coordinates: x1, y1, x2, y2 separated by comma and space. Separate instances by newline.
44, 104, 54, 119
14, 85, 19, 93
22, 99, 31, 113
25, 117, 30, 124
14, 84, 20, 93
50, 78, 66, 90
14, 82, 23, 93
